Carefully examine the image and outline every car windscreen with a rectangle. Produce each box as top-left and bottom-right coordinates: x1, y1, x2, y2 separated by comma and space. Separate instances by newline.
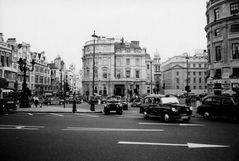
161, 97, 179, 104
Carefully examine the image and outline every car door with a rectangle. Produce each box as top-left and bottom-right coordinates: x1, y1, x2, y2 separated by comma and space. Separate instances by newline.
211, 97, 222, 116
221, 97, 235, 117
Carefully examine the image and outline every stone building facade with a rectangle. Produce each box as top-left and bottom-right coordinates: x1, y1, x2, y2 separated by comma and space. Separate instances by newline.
82, 37, 154, 99
161, 51, 208, 95
205, 0, 239, 95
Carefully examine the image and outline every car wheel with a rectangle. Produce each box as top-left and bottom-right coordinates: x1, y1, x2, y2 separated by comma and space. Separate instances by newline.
117, 110, 123, 115
203, 111, 211, 119
163, 113, 171, 122
143, 111, 149, 119
183, 117, 191, 123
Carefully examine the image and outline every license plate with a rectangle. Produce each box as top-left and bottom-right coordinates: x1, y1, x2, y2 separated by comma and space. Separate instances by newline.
181, 116, 188, 119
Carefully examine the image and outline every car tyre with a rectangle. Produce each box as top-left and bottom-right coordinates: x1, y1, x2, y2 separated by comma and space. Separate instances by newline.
163, 113, 171, 122
117, 110, 123, 115
203, 111, 211, 119
183, 117, 191, 123
143, 111, 149, 119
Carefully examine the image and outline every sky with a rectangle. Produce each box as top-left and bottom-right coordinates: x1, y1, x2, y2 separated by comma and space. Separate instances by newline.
0, 0, 208, 71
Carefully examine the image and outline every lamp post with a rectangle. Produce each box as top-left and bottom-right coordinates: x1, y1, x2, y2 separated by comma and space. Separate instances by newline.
17, 58, 35, 108
60, 60, 65, 108
91, 30, 100, 111
185, 53, 190, 105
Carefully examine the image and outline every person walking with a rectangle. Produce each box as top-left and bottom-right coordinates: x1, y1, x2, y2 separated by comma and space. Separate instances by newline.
33, 96, 39, 108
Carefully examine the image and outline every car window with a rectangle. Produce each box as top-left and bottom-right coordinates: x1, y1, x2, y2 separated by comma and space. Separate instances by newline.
212, 97, 221, 105
222, 98, 234, 106
204, 97, 212, 105
161, 97, 179, 104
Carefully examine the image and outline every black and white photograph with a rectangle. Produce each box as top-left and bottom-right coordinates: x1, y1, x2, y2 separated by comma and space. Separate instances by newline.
0, 0, 239, 161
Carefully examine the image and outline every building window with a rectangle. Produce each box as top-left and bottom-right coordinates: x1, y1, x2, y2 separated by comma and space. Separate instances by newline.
208, 49, 211, 63
207, 32, 210, 41
147, 64, 150, 69
232, 43, 239, 59
126, 58, 130, 65
215, 46, 221, 61
231, 24, 239, 32
193, 86, 196, 89
199, 72, 201, 76
214, 69, 222, 79
176, 78, 179, 83
193, 78, 196, 83
199, 64, 201, 68
199, 78, 202, 83
135, 70, 140, 78
1, 55, 4, 66
230, 2, 239, 15
193, 72, 196, 76
177, 86, 179, 89
176, 71, 179, 76
230, 68, 239, 78
193, 64, 196, 68
136, 58, 140, 66
214, 8, 220, 21
214, 28, 221, 37
126, 70, 131, 78
206, 14, 209, 24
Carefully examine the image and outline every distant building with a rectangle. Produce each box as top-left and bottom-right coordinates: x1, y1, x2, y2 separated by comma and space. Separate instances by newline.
161, 51, 208, 95
205, 0, 239, 95
82, 37, 154, 99
0, 33, 17, 90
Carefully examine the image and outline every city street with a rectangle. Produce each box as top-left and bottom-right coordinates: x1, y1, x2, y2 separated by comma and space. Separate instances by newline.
0, 106, 238, 161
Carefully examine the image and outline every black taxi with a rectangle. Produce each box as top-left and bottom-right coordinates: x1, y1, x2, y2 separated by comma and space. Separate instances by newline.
139, 94, 192, 122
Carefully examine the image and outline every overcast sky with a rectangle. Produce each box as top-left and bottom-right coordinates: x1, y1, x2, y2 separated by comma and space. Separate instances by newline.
0, 0, 207, 71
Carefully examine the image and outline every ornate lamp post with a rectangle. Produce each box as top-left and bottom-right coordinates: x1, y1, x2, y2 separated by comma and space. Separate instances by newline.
91, 30, 100, 111
17, 58, 35, 108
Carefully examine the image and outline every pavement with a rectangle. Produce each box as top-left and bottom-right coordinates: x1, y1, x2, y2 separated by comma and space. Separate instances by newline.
15, 102, 104, 113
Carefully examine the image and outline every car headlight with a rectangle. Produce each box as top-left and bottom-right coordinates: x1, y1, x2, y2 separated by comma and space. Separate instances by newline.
189, 106, 193, 111
172, 107, 176, 112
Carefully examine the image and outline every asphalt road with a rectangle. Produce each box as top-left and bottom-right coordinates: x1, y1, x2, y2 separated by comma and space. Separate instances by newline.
0, 109, 238, 161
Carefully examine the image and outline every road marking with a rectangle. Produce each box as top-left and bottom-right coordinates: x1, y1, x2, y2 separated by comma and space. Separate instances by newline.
75, 113, 99, 117
27, 113, 33, 116
118, 141, 230, 148
50, 113, 64, 117
117, 115, 142, 118
0, 125, 45, 130
63, 127, 164, 132
138, 122, 204, 126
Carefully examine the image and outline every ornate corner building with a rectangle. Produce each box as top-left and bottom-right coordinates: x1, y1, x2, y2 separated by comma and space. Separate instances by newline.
205, 0, 239, 95
82, 37, 161, 98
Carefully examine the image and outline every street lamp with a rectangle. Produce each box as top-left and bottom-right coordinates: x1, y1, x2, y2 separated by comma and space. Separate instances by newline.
91, 30, 100, 111
17, 57, 35, 108
185, 53, 190, 105
60, 60, 65, 108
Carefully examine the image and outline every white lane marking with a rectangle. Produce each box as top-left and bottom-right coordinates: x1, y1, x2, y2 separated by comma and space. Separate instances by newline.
50, 113, 64, 117
75, 113, 99, 117
63, 127, 164, 132
138, 122, 204, 126
27, 113, 33, 116
0, 125, 45, 130
117, 115, 142, 118
118, 141, 230, 148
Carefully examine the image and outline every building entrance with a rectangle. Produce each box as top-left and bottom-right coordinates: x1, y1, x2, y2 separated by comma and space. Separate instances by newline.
114, 85, 125, 97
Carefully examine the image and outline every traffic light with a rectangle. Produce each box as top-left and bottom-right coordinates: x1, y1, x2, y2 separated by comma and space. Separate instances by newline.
185, 85, 191, 92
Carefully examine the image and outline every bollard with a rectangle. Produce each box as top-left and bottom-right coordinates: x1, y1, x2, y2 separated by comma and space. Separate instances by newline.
72, 100, 77, 113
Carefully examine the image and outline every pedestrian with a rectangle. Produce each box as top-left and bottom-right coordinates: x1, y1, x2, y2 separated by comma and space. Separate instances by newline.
72, 96, 77, 113
196, 96, 201, 108
33, 96, 39, 108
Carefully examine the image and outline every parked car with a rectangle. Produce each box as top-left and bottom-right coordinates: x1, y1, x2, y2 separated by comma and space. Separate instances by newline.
197, 95, 239, 120
139, 94, 192, 122
0, 89, 17, 114
131, 98, 142, 107
43, 97, 59, 105
104, 96, 123, 115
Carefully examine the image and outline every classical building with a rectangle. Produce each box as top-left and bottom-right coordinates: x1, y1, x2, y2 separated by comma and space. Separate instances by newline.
205, 0, 239, 95
0, 34, 17, 90
152, 51, 163, 94
82, 37, 154, 99
31, 51, 51, 96
161, 51, 208, 95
